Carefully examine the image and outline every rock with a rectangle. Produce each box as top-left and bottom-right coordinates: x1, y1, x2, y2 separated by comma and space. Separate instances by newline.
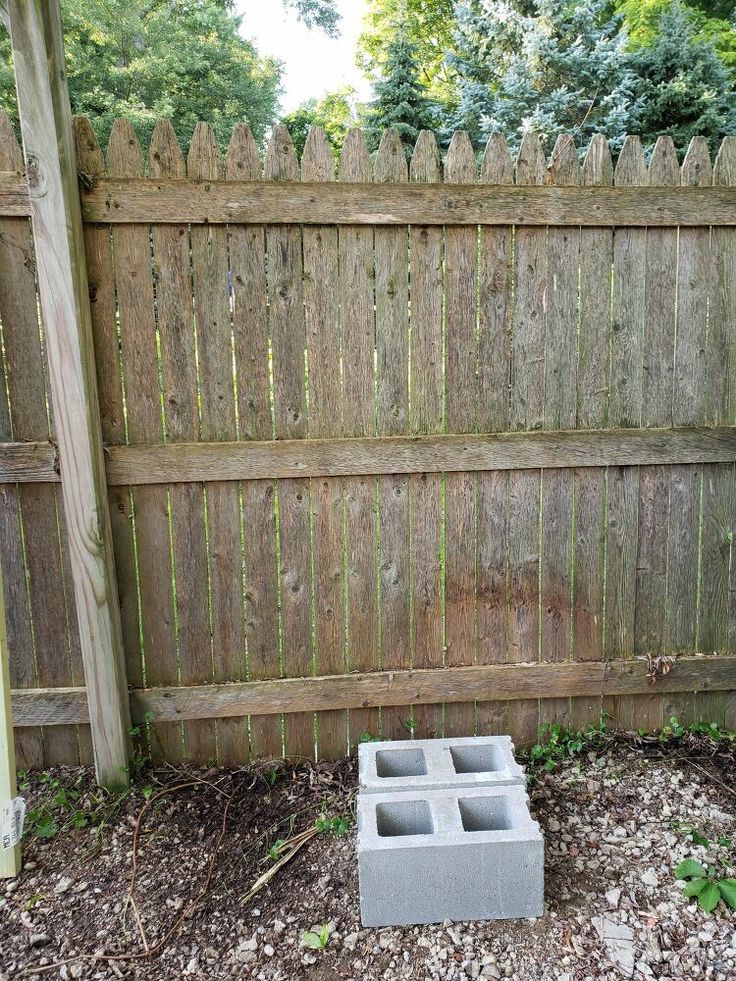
70, 965, 84, 979
481, 966, 501, 980
185, 957, 199, 974
641, 870, 659, 888
343, 933, 359, 950
263, 944, 274, 957
54, 877, 72, 895
272, 919, 286, 934
28, 934, 48, 948
605, 887, 621, 909
593, 915, 636, 978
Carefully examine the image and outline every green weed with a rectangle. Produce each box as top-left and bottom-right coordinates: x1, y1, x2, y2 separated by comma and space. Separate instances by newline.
300, 924, 331, 950
675, 859, 736, 914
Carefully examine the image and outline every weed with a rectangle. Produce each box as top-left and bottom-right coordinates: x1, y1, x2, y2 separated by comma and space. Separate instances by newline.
300, 924, 331, 950
359, 730, 381, 743
315, 814, 350, 837
524, 719, 610, 776
675, 859, 736, 914
400, 714, 418, 737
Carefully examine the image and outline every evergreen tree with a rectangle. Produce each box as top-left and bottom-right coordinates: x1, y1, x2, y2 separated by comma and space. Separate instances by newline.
363, 31, 435, 154
628, 1, 736, 154
451, 0, 641, 153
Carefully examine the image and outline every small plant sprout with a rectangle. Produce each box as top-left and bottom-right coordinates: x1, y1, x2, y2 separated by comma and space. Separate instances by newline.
675, 859, 736, 914
315, 814, 351, 837
300, 924, 331, 950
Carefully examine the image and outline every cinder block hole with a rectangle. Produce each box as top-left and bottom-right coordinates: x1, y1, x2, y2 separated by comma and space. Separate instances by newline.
375, 748, 428, 778
458, 796, 512, 832
450, 744, 503, 774
376, 800, 434, 837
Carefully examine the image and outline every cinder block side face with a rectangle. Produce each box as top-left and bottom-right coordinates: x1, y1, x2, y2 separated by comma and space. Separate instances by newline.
357, 786, 544, 927
358, 736, 526, 793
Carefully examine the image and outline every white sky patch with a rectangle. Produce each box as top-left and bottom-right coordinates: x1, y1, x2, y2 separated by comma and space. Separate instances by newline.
236, 0, 372, 115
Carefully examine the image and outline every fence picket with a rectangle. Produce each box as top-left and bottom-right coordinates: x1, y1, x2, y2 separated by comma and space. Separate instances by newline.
444, 130, 478, 739
476, 133, 514, 738
374, 129, 411, 741
539, 135, 580, 732
571, 134, 613, 729
226, 123, 282, 761
339, 129, 380, 750
265, 125, 313, 760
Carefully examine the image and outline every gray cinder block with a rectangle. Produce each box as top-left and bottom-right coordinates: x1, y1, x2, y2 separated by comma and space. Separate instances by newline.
358, 736, 526, 794
357, 785, 544, 927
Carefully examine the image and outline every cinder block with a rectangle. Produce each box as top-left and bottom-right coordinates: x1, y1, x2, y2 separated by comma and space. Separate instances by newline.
358, 736, 526, 794
358, 785, 544, 927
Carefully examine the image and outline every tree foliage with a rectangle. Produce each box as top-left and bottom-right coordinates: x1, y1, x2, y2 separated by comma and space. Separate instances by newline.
281, 88, 358, 158
451, 0, 640, 153
357, 0, 458, 109
0, 0, 284, 152
628, 1, 736, 153
283, 0, 342, 38
617, 0, 736, 70
363, 31, 436, 154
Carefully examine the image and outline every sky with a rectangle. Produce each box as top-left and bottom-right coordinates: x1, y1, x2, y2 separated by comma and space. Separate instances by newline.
236, 0, 372, 115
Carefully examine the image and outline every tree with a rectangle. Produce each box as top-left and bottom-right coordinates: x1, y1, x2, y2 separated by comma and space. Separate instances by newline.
628, 1, 736, 154
281, 88, 358, 157
363, 31, 435, 153
284, 0, 341, 38
357, 0, 458, 110
451, 0, 641, 153
0, 0, 282, 152
617, 0, 736, 71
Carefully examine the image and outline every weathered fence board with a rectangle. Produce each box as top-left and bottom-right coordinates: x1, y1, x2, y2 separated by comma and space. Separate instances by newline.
5, 122, 736, 764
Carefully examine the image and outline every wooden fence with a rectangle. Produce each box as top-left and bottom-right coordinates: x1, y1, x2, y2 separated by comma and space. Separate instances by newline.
2, 112, 736, 768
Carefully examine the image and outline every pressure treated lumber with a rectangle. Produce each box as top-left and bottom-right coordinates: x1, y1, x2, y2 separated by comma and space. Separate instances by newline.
6, 0, 130, 787
1, 556, 20, 878
10, 654, 736, 726
76, 178, 736, 227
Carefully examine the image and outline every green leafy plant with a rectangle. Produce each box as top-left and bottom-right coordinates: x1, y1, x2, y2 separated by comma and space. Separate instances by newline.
525, 719, 610, 774
671, 821, 710, 847
300, 924, 331, 950
359, 730, 381, 743
267, 838, 289, 861
315, 814, 350, 837
675, 859, 736, 914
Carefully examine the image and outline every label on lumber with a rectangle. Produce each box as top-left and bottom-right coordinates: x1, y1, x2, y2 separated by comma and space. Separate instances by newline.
1, 796, 25, 850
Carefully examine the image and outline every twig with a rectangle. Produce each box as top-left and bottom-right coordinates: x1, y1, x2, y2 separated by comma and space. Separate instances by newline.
241, 825, 318, 906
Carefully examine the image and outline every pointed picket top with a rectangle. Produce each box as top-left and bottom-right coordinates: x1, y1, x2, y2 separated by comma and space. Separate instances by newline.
681, 135, 712, 187
188, 121, 223, 181
339, 127, 371, 182
548, 133, 581, 186
714, 135, 736, 187
107, 118, 144, 178
149, 120, 185, 180
515, 130, 546, 185
72, 117, 104, 178
481, 132, 513, 184
301, 126, 334, 182
226, 123, 260, 181
582, 134, 613, 187
614, 135, 647, 187
648, 136, 679, 186
444, 131, 476, 184
264, 123, 299, 181
0, 110, 22, 172
374, 128, 407, 182
410, 129, 441, 183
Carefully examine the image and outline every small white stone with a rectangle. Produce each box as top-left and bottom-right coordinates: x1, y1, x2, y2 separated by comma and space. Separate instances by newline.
263, 945, 274, 957
54, 876, 72, 895
605, 888, 621, 908
641, 870, 659, 888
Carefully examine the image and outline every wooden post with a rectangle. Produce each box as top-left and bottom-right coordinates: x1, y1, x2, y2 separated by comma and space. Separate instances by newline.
6, 0, 130, 787
0, 559, 21, 878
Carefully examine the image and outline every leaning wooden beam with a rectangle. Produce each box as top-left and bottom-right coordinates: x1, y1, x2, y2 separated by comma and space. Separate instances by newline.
105, 427, 736, 486
11, 654, 736, 726
0, 553, 21, 877
79, 179, 736, 227
6, 0, 130, 788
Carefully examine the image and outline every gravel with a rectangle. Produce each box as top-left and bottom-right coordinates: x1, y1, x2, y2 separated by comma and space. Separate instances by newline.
0, 737, 734, 980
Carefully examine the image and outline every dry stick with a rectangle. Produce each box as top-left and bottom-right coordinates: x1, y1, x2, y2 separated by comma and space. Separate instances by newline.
241, 825, 319, 906
22, 781, 232, 976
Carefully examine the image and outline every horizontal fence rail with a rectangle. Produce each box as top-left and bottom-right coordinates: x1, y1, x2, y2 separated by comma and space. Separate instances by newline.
11, 654, 736, 726
3, 427, 736, 485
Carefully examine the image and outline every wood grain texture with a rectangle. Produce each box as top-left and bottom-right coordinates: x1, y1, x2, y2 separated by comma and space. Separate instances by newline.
444, 131, 478, 740
571, 135, 613, 729
78, 178, 736, 227
409, 132, 443, 741
225, 124, 282, 761
148, 120, 208, 762
8, 0, 130, 788
338, 129, 379, 750
265, 126, 313, 760
0, 554, 20, 877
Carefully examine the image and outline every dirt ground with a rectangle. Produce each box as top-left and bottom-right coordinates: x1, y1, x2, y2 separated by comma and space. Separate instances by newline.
1, 733, 735, 981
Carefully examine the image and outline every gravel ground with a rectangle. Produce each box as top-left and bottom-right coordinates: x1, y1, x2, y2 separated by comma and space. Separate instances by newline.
1, 734, 735, 981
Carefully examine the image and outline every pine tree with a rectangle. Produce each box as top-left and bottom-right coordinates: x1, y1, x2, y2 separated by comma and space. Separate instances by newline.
628, 1, 736, 156
363, 31, 435, 154
451, 0, 641, 154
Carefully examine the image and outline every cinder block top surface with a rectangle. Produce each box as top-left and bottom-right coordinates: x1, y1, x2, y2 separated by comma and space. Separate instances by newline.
358, 784, 541, 852
358, 736, 526, 793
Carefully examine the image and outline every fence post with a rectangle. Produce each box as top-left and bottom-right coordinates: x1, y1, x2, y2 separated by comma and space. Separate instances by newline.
6, 0, 131, 788
0, 558, 21, 878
